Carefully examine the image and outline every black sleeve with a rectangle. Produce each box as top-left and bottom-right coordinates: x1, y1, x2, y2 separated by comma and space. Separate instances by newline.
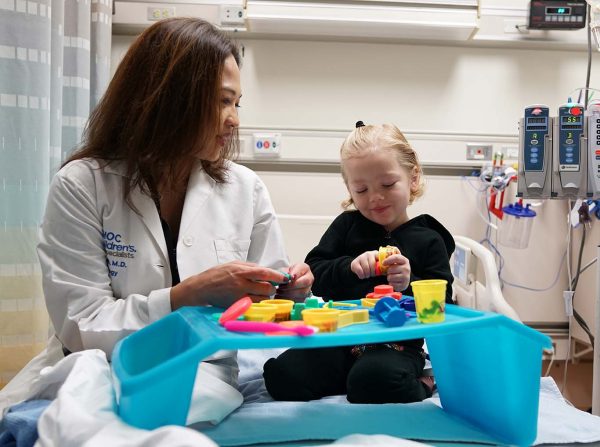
304, 215, 368, 299
407, 233, 454, 303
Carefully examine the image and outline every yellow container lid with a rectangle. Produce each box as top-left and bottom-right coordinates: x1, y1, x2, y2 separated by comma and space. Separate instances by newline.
261, 299, 294, 311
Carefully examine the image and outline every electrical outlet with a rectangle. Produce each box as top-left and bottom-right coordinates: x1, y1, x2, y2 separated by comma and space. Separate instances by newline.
147, 7, 175, 21
253, 133, 281, 158
502, 146, 520, 159
220, 5, 244, 26
466, 143, 493, 161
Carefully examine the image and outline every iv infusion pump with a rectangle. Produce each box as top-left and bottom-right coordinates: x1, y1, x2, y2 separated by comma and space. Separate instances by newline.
519, 105, 552, 198
517, 103, 600, 199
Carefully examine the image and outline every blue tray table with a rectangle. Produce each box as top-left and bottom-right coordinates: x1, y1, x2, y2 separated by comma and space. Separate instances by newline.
112, 303, 552, 446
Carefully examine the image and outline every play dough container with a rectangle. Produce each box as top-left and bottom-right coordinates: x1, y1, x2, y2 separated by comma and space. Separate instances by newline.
244, 303, 278, 322
410, 279, 447, 323
302, 308, 340, 332
261, 299, 294, 321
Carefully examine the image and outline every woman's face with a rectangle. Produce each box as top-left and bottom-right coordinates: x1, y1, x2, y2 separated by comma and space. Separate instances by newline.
201, 54, 241, 161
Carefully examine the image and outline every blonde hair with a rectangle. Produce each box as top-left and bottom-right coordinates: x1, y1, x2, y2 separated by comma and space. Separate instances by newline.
340, 123, 425, 209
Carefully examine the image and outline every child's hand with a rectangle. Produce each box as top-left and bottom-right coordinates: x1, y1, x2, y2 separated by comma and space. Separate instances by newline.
275, 263, 314, 302
384, 253, 411, 292
350, 250, 379, 279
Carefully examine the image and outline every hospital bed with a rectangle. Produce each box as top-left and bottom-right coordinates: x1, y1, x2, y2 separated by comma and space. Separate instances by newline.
3, 237, 600, 447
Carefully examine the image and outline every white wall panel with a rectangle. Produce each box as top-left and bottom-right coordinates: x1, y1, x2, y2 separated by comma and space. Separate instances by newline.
237, 39, 596, 134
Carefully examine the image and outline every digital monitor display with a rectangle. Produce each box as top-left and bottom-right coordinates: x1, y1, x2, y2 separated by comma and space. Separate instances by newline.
562, 115, 582, 124
527, 117, 546, 124
546, 7, 570, 15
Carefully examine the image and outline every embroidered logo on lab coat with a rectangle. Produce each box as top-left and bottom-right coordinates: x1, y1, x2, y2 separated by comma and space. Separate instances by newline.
102, 231, 137, 278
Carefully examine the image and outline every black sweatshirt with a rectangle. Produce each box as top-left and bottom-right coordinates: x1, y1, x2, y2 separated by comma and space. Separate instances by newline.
305, 211, 455, 304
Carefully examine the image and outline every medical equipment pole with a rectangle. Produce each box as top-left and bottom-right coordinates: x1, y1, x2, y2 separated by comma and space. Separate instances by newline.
593, 244, 600, 415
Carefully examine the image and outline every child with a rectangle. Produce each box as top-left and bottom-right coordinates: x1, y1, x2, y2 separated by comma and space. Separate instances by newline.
263, 122, 455, 404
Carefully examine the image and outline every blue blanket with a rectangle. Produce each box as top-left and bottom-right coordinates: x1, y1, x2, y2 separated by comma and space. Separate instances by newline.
0, 400, 51, 447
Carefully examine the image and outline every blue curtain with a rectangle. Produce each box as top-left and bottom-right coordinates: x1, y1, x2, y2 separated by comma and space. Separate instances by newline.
0, 0, 111, 388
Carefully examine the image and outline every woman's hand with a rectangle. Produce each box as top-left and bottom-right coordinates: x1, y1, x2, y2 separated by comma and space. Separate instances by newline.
384, 253, 411, 292
170, 261, 289, 310
350, 250, 379, 279
275, 262, 314, 302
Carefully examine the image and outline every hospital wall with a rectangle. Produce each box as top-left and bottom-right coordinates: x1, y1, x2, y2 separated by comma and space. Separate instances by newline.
112, 34, 599, 343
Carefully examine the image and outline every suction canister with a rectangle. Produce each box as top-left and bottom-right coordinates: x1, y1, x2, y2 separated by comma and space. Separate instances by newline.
499, 201, 536, 249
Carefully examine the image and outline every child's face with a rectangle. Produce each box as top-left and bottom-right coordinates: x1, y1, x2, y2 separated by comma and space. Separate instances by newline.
343, 149, 417, 232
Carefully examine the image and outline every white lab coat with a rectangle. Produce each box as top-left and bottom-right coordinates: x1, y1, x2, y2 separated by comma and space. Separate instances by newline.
0, 157, 289, 422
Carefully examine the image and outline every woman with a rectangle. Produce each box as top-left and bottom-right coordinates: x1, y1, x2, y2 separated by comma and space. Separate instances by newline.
1, 17, 313, 423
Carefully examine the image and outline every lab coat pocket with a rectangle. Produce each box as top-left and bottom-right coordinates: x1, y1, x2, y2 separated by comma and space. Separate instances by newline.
214, 239, 251, 263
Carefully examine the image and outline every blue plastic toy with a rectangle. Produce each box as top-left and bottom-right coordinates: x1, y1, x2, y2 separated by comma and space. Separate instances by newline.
373, 297, 408, 327
398, 297, 416, 312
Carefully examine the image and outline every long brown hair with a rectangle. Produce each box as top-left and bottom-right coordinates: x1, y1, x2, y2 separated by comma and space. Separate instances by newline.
66, 18, 241, 203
